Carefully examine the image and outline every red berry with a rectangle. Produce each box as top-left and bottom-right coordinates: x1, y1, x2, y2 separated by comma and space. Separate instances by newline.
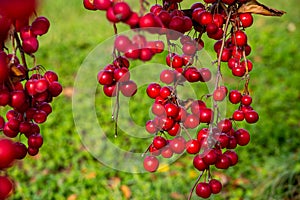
196, 182, 211, 198
186, 139, 201, 154
244, 110, 259, 124
0, 176, 14, 199
209, 179, 222, 194
193, 154, 208, 171
235, 128, 250, 146
146, 83, 161, 99
143, 155, 159, 172
229, 90, 242, 104
0, 139, 15, 169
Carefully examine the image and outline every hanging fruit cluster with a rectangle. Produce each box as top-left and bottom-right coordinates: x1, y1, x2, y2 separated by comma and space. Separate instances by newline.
0, 0, 62, 199
85, 0, 284, 199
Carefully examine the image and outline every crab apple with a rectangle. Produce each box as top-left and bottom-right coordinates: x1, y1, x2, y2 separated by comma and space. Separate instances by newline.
209, 179, 222, 194
103, 83, 117, 97
145, 120, 157, 134
97, 70, 114, 85
191, 100, 206, 115
83, 0, 96, 10
184, 114, 199, 129
232, 110, 245, 121
44, 70, 59, 83
217, 119, 232, 133
167, 123, 181, 136
113, 2, 132, 21
244, 110, 259, 123
22, 37, 39, 54
186, 139, 201, 154
203, 149, 218, 165
0, 176, 14, 200
193, 154, 208, 171
146, 83, 161, 99
0, 90, 10, 106
31, 16, 50, 36
235, 128, 250, 146
229, 90, 242, 104
239, 13, 253, 28
241, 60, 253, 72
48, 81, 63, 97
143, 155, 159, 172
153, 136, 167, 150
139, 13, 157, 28
215, 154, 231, 169
27, 147, 39, 156
14, 142, 27, 160
114, 67, 130, 82
164, 103, 179, 118
170, 136, 186, 154
159, 86, 172, 99
196, 182, 212, 198
93, 0, 112, 10
232, 65, 246, 77
114, 35, 131, 52
241, 94, 252, 106
199, 68, 212, 82
161, 146, 173, 158
184, 67, 201, 82
199, 108, 214, 123
106, 7, 120, 23
232, 30, 248, 46
160, 69, 175, 84
0, 139, 15, 169
224, 150, 238, 166
213, 87, 227, 101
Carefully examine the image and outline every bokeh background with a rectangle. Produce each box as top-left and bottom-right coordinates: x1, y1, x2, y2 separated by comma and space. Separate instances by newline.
4, 0, 300, 199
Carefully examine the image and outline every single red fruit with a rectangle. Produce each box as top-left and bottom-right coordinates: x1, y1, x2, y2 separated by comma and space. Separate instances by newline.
143, 155, 159, 172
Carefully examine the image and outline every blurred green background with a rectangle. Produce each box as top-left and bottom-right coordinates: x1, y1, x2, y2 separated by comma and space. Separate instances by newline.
3, 0, 300, 199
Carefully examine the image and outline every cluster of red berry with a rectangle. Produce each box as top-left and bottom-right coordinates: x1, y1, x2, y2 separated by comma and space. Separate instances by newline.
84, 0, 264, 199
97, 56, 137, 97
0, 0, 62, 199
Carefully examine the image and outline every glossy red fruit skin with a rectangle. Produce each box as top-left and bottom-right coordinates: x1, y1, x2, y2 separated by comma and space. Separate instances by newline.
229, 90, 242, 104
232, 30, 247, 46
153, 136, 167, 150
196, 182, 212, 198
0, 176, 14, 199
93, 0, 112, 10
31, 16, 50, 36
235, 128, 250, 146
22, 37, 39, 54
199, 68, 212, 82
146, 83, 161, 99
209, 179, 222, 194
203, 149, 218, 165
97, 70, 114, 85
241, 95, 252, 106
169, 136, 186, 154
232, 110, 244, 121
193, 154, 208, 171
215, 154, 230, 169
103, 83, 117, 97
244, 110, 259, 123
186, 139, 200, 154
113, 2, 132, 21
239, 13, 253, 28
224, 150, 238, 166
14, 142, 27, 160
120, 80, 137, 97
83, 0, 97, 10
0, 139, 15, 169
143, 155, 159, 172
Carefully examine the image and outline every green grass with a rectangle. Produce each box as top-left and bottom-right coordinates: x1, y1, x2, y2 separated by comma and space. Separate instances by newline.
2, 0, 300, 199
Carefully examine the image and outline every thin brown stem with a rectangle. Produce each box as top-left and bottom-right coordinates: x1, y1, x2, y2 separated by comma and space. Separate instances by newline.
112, 83, 120, 137
188, 170, 205, 200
